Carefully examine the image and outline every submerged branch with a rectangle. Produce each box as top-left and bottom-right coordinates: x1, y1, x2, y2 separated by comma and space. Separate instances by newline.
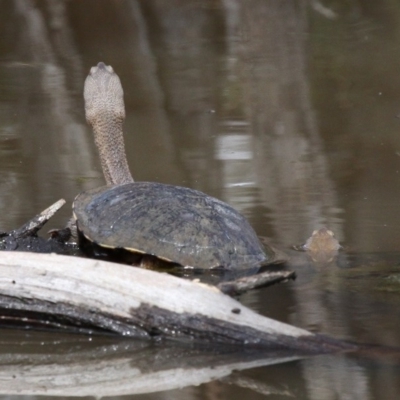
218, 270, 296, 296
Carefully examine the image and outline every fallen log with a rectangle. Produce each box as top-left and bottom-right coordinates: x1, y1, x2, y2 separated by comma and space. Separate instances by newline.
0, 251, 354, 353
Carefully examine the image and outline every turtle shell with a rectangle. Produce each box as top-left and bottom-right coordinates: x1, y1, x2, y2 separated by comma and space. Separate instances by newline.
73, 182, 273, 270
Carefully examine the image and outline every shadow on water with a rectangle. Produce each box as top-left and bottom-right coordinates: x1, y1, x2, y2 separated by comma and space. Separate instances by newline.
1, 0, 400, 399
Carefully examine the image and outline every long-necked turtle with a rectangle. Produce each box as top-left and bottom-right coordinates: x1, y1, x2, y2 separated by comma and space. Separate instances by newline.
73, 62, 275, 271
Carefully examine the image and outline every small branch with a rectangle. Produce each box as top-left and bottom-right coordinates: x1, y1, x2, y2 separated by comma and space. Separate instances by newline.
218, 270, 296, 296
12, 199, 66, 238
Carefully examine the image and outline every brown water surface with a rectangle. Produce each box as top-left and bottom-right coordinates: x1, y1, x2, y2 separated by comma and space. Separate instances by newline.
0, 1, 400, 399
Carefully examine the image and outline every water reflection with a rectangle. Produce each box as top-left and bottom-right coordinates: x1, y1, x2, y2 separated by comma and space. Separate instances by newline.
0, 330, 309, 397
0, 0, 400, 399
0, 329, 398, 399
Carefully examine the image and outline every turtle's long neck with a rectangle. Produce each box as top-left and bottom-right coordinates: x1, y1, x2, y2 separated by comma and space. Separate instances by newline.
84, 62, 134, 186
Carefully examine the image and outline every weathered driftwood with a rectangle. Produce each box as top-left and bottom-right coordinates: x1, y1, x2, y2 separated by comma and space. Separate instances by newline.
0, 335, 302, 397
0, 251, 354, 352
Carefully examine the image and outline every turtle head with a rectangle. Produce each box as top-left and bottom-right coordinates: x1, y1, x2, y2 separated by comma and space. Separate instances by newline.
84, 62, 125, 127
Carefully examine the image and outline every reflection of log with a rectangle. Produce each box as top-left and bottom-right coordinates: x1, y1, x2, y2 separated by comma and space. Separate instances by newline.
0, 335, 300, 397
221, 372, 293, 397
0, 252, 354, 352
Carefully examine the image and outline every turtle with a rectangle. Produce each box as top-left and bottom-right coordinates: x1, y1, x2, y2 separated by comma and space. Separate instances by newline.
73, 62, 276, 272
296, 227, 341, 264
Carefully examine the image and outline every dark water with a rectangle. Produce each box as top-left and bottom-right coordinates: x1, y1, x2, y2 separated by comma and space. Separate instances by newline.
0, 0, 400, 399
